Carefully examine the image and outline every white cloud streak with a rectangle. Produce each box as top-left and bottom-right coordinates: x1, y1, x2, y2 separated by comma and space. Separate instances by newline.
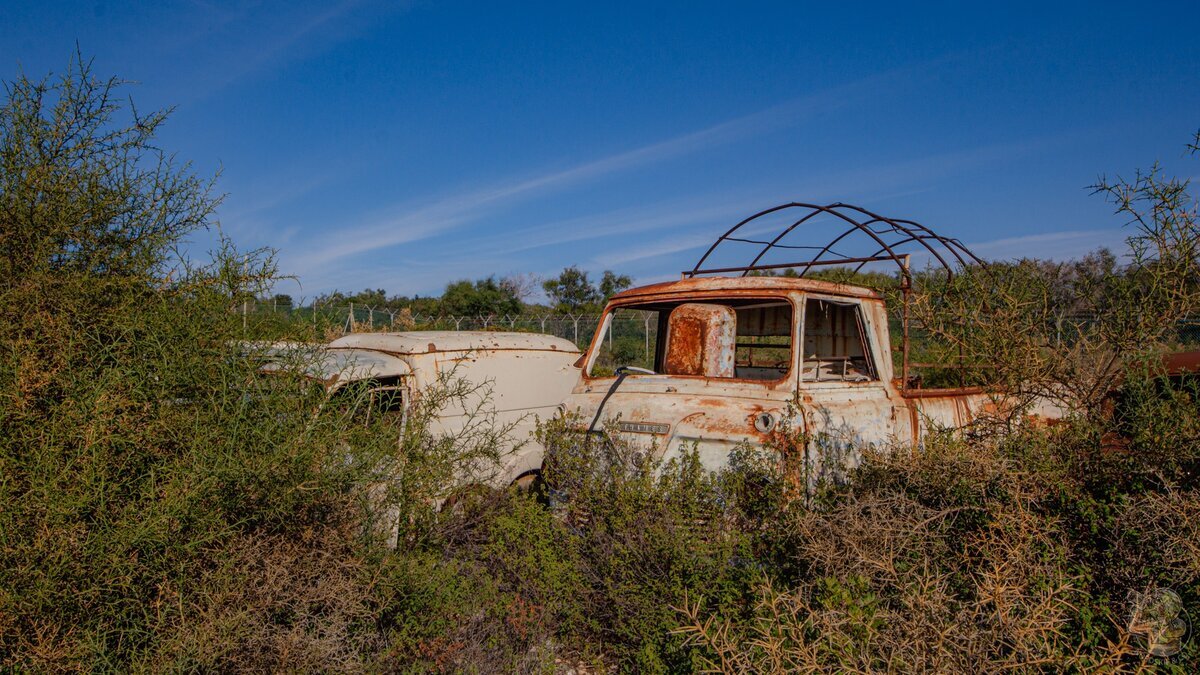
584, 136, 1068, 269
966, 228, 1131, 260
288, 70, 905, 268
172, 0, 386, 104
460, 196, 762, 257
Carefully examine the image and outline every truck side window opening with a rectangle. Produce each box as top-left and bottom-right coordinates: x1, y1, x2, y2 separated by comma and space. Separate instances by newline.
369, 384, 406, 423
802, 298, 878, 382
588, 300, 793, 381
733, 302, 792, 380
588, 307, 662, 377
337, 378, 407, 427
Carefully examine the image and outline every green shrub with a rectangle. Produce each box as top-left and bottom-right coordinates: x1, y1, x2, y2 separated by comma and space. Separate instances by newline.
6, 54, 1200, 674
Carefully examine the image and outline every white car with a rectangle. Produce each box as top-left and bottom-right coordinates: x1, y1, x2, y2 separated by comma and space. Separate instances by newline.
302, 331, 581, 487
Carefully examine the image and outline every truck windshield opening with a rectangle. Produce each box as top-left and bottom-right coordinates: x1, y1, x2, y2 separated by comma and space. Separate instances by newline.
588, 299, 793, 381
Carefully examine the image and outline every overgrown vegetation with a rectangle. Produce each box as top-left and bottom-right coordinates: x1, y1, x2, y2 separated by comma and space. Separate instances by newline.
293, 259, 630, 319
2, 57, 1199, 672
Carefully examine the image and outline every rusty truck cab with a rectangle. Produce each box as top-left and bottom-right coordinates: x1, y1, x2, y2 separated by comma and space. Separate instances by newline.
558, 201, 1014, 478
563, 275, 909, 476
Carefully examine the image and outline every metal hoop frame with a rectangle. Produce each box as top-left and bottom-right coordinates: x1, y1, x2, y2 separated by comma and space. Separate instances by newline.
687, 202, 983, 282
684, 202, 985, 392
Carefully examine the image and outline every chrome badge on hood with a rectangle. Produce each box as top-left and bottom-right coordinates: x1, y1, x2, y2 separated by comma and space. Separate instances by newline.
617, 421, 670, 435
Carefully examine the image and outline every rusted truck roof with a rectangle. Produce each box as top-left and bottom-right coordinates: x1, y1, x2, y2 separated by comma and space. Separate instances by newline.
328, 331, 580, 355
610, 275, 884, 303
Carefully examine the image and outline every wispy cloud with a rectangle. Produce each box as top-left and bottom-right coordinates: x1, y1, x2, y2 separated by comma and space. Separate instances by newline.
288, 67, 919, 268
584, 136, 1071, 270
220, 168, 349, 224
457, 195, 763, 258
967, 228, 1131, 260
590, 232, 718, 269
216, 0, 365, 86
171, 0, 389, 104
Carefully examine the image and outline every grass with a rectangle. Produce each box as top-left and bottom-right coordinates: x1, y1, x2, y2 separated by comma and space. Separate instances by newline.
4, 54, 1200, 673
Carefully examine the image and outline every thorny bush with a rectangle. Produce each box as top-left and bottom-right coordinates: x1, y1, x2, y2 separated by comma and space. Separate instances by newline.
909, 133, 1200, 414
5, 55, 1200, 673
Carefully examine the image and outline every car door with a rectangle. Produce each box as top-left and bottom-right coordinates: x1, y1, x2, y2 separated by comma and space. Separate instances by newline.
796, 293, 907, 485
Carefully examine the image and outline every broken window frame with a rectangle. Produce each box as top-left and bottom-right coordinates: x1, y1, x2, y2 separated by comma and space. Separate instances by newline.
797, 293, 883, 386
364, 382, 408, 429
582, 295, 798, 385
332, 377, 410, 429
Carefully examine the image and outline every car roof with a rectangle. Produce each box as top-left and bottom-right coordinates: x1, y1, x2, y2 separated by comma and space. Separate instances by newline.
327, 331, 580, 355
609, 275, 884, 302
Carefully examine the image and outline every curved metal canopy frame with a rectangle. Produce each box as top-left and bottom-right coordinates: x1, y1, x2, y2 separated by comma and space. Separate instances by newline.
686, 202, 984, 285
685, 202, 987, 392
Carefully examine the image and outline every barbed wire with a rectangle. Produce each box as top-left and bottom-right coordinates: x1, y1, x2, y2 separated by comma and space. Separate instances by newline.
236, 301, 658, 345
236, 301, 1200, 348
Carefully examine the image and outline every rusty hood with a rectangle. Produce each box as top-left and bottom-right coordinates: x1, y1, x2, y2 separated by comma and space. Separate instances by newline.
562, 375, 795, 466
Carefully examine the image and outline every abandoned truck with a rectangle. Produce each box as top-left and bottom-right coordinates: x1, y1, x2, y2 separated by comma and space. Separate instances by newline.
291, 331, 580, 487
558, 202, 1064, 480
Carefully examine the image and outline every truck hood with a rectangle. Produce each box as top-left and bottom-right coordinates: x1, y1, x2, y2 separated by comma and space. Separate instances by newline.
561, 382, 787, 452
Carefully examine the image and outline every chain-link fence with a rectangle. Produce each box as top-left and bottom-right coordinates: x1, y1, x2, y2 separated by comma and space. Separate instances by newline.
237, 301, 1200, 352
1048, 313, 1200, 347
236, 301, 659, 349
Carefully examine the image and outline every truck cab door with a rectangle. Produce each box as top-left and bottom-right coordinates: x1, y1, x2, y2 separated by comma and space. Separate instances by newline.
797, 295, 905, 485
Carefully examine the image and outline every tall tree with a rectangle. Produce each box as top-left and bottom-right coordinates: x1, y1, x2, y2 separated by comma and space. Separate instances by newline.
0, 54, 216, 283
599, 270, 632, 301
349, 288, 388, 307
440, 276, 522, 316
542, 266, 601, 312
544, 266, 634, 311
499, 273, 540, 303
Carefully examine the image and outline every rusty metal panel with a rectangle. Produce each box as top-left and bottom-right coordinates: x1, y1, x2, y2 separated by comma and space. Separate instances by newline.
562, 272, 1076, 481
609, 276, 884, 303
1162, 350, 1200, 376
663, 303, 736, 377
736, 304, 791, 336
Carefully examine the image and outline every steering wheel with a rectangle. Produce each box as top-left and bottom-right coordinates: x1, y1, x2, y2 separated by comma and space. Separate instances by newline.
615, 365, 656, 375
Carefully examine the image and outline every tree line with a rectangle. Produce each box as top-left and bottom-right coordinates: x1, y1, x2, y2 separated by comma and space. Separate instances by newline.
5, 53, 1200, 672
271, 266, 633, 316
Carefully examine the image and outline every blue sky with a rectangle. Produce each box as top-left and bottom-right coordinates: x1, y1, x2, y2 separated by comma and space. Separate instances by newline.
4, 1, 1199, 302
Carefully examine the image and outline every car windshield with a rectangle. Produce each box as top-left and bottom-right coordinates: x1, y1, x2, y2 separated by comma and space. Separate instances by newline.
588, 299, 793, 381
